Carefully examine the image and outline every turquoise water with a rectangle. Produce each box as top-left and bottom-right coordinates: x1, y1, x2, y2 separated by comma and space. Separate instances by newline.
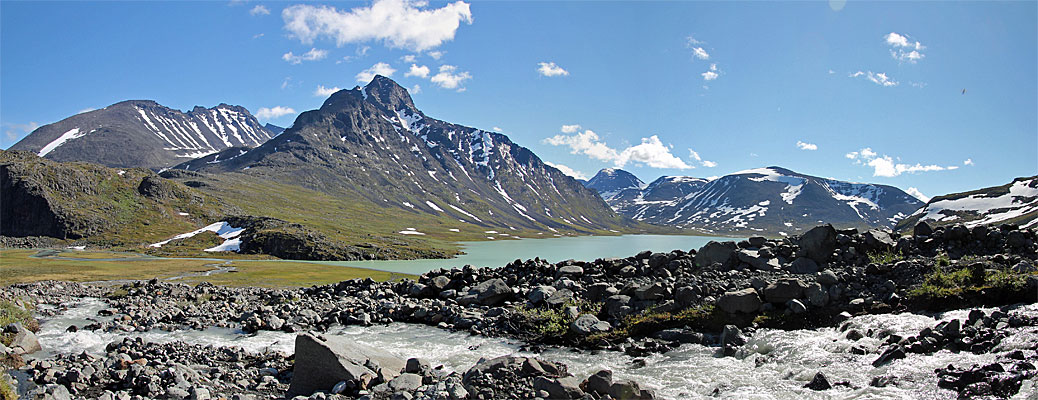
318, 234, 735, 275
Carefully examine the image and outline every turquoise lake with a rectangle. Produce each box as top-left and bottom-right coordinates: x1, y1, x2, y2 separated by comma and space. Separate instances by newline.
317, 234, 736, 275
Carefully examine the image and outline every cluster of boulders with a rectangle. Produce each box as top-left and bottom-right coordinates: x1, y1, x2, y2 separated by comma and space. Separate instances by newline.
21, 336, 291, 399
284, 331, 655, 400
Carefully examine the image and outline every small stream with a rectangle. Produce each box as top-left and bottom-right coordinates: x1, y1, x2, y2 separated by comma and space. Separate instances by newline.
31, 299, 1038, 399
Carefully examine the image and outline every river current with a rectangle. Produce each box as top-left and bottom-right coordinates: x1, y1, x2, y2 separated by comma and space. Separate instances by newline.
31, 299, 1038, 399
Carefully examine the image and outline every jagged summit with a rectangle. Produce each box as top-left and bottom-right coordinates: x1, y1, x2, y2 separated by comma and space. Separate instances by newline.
175, 75, 629, 233
9, 99, 277, 169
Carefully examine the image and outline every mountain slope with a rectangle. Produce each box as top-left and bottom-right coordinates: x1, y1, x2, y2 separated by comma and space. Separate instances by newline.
9, 101, 277, 169
176, 75, 633, 235
896, 176, 1038, 230
0, 150, 226, 242
599, 167, 922, 235
584, 168, 645, 199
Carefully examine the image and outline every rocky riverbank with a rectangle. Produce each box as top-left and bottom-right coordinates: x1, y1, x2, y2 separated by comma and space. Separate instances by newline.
3, 222, 1037, 398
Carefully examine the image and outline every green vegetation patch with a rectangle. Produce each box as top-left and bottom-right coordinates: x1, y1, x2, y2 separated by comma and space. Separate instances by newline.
909, 262, 1034, 301
586, 304, 724, 344
868, 249, 905, 265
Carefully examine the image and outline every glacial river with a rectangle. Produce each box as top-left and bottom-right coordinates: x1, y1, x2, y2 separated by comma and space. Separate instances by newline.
32, 299, 1038, 399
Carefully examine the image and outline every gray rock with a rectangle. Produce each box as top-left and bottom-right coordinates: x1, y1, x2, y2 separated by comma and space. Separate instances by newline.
10, 323, 41, 354
788, 257, 819, 274
913, 221, 933, 237
533, 376, 584, 399
634, 283, 666, 301
430, 276, 451, 291
804, 372, 832, 390
472, 279, 512, 306
287, 333, 405, 397
544, 289, 574, 307
694, 241, 737, 268
863, 229, 895, 251
528, 286, 557, 304
570, 314, 611, 336
405, 358, 430, 374
23, 384, 72, 400
189, 387, 211, 400
717, 288, 762, 314
816, 270, 838, 285
797, 225, 837, 264
581, 370, 613, 396
556, 265, 584, 278
763, 278, 809, 304
720, 325, 746, 348
805, 283, 829, 307
388, 373, 422, 392
608, 380, 645, 400
604, 295, 632, 318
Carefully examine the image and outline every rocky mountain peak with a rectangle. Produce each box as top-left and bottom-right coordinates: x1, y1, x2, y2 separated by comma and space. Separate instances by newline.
585, 168, 645, 199
364, 75, 417, 113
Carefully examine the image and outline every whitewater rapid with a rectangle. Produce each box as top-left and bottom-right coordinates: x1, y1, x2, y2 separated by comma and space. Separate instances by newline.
32, 299, 1038, 399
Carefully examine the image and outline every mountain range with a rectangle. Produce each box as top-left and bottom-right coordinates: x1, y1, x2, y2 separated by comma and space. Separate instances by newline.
896, 176, 1038, 230
2, 76, 638, 259
584, 167, 925, 235
8, 101, 278, 169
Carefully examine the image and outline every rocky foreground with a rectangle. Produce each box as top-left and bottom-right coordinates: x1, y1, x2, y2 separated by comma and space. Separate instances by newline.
2, 222, 1037, 399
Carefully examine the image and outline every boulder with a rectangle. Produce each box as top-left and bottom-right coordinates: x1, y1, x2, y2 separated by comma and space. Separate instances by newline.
633, 283, 667, 301
788, 299, 808, 314
717, 288, 762, 314
545, 289, 574, 307
797, 225, 837, 264
528, 286, 557, 304
10, 323, 41, 354
388, 373, 422, 392
570, 314, 611, 336
287, 333, 405, 397
694, 241, 737, 268
863, 229, 895, 252
556, 265, 584, 278
472, 278, 512, 306
533, 376, 584, 399
736, 249, 778, 270
804, 372, 832, 390
914, 221, 933, 237
788, 257, 819, 274
763, 278, 809, 304
581, 370, 613, 396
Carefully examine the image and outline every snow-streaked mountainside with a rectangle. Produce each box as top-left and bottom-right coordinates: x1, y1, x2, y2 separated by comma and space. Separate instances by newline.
585, 168, 646, 199
9, 100, 277, 169
590, 167, 923, 235
176, 75, 631, 233
897, 176, 1038, 230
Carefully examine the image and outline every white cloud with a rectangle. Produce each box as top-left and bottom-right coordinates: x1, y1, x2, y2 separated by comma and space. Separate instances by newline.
3, 121, 39, 141
691, 47, 709, 60
537, 62, 569, 77
249, 5, 270, 16
282, 0, 472, 52
543, 128, 696, 170
560, 124, 581, 133
253, 33, 265, 39
405, 64, 430, 78
429, 64, 471, 90
687, 149, 717, 168
850, 70, 898, 87
314, 85, 341, 97
796, 141, 818, 151
905, 187, 930, 202
492, 126, 503, 132
964, 158, 974, 166
544, 161, 588, 180
355, 62, 397, 83
702, 64, 719, 81
847, 147, 957, 177
884, 32, 926, 64
828, 69, 836, 75
282, 48, 327, 64
410, 84, 421, 94
255, 106, 296, 120
401, 54, 417, 63
427, 50, 445, 60
686, 36, 704, 45
281, 77, 293, 89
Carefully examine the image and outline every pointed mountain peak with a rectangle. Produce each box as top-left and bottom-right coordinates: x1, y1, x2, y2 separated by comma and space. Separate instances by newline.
585, 168, 645, 194
364, 75, 417, 112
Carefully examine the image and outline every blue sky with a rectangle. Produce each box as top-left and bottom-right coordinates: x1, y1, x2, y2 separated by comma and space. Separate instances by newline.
2, 1, 1035, 200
